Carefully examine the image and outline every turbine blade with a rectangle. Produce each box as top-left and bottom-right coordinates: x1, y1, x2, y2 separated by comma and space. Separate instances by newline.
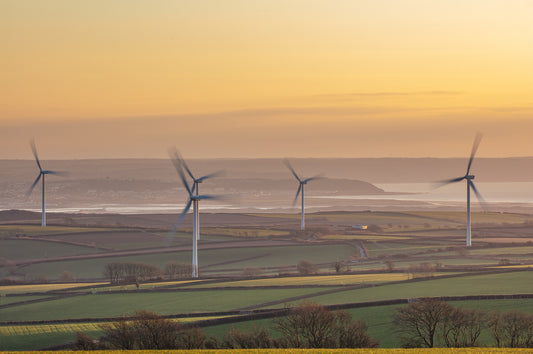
168, 147, 182, 173
46, 170, 68, 177
172, 199, 193, 232
197, 194, 217, 201
177, 164, 193, 195
25, 173, 42, 198
433, 176, 465, 189
30, 139, 43, 172
469, 180, 488, 211
179, 155, 196, 181
284, 159, 302, 183
303, 174, 325, 183
197, 170, 225, 182
168, 148, 192, 195
466, 133, 483, 175
292, 184, 302, 206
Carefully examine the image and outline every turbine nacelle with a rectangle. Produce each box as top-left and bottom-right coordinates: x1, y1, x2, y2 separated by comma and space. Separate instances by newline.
466, 175, 475, 180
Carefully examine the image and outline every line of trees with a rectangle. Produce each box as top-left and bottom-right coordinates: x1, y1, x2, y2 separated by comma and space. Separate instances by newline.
74, 302, 378, 350
393, 298, 533, 348
103, 261, 192, 284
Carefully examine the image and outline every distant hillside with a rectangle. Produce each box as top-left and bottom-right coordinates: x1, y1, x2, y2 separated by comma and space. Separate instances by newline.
1, 157, 532, 184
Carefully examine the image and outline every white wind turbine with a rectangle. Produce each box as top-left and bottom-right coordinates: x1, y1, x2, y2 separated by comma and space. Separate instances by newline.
284, 159, 323, 231
169, 149, 217, 278
26, 139, 65, 227
176, 152, 223, 241
437, 133, 486, 247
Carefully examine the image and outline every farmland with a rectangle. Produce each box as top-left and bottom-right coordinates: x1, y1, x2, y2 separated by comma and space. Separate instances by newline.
1, 209, 533, 350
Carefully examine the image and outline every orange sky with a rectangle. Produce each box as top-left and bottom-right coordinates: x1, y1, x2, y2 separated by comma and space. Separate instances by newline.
1, 0, 532, 159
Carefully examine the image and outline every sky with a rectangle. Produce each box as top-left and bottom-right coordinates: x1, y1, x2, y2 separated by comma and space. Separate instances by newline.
1, 0, 532, 159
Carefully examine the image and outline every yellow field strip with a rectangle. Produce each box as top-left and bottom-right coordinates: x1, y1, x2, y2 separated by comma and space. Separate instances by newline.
100, 279, 204, 291
5, 349, 531, 353
0, 225, 113, 235
0, 316, 229, 336
0, 283, 106, 295
322, 235, 408, 240
190, 273, 410, 288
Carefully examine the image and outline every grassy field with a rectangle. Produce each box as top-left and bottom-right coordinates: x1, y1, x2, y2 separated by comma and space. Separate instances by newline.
0, 295, 48, 305
3, 299, 533, 350
1, 210, 533, 350
279, 270, 533, 308
0, 288, 329, 321
0, 282, 105, 295
16, 243, 359, 280
0, 239, 102, 262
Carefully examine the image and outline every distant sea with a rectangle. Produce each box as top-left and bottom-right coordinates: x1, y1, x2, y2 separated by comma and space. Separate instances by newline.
16, 182, 533, 215
313, 182, 533, 204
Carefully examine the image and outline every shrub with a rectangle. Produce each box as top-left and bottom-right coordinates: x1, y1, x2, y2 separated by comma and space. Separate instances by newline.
242, 267, 264, 277
297, 259, 318, 275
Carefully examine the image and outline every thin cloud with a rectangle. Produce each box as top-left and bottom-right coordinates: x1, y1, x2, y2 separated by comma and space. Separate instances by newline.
314, 91, 464, 98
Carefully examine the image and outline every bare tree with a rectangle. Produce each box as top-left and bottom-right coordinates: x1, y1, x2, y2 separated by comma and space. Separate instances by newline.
275, 301, 377, 348
407, 262, 435, 279
242, 267, 264, 277
487, 310, 533, 348
164, 262, 192, 279
177, 327, 206, 349
297, 260, 319, 275
59, 270, 74, 282
393, 298, 452, 348
100, 310, 181, 349
441, 307, 484, 347
221, 325, 275, 349
336, 311, 379, 348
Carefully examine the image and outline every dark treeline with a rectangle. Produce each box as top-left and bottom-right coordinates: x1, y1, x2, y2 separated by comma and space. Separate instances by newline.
393, 298, 533, 348
73, 299, 533, 350
102, 261, 192, 284
73, 302, 378, 350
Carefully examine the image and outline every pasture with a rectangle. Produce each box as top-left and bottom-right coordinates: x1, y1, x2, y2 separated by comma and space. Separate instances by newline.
1, 210, 533, 350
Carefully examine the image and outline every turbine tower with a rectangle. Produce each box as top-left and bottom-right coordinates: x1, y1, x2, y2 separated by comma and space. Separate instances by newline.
438, 133, 485, 247
169, 149, 216, 278
284, 159, 322, 231
26, 139, 64, 227
175, 151, 222, 240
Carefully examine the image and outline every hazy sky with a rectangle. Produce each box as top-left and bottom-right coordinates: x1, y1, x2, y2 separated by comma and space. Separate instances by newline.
1, 0, 532, 159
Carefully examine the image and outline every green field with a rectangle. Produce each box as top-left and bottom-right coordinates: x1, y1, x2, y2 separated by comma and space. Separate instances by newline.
0, 288, 329, 321
0, 239, 101, 262
1, 210, 533, 350
288, 271, 533, 307
16, 243, 359, 280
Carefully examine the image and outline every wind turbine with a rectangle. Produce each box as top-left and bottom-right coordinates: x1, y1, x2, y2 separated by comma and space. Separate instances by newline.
284, 159, 323, 231
26, 139, 64, 227
175, 151, 223, 241
169, 149, 216, 278
437, 133, 486, 247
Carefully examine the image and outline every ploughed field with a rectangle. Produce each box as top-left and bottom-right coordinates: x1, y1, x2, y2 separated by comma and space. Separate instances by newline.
1, 210, 533, 350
